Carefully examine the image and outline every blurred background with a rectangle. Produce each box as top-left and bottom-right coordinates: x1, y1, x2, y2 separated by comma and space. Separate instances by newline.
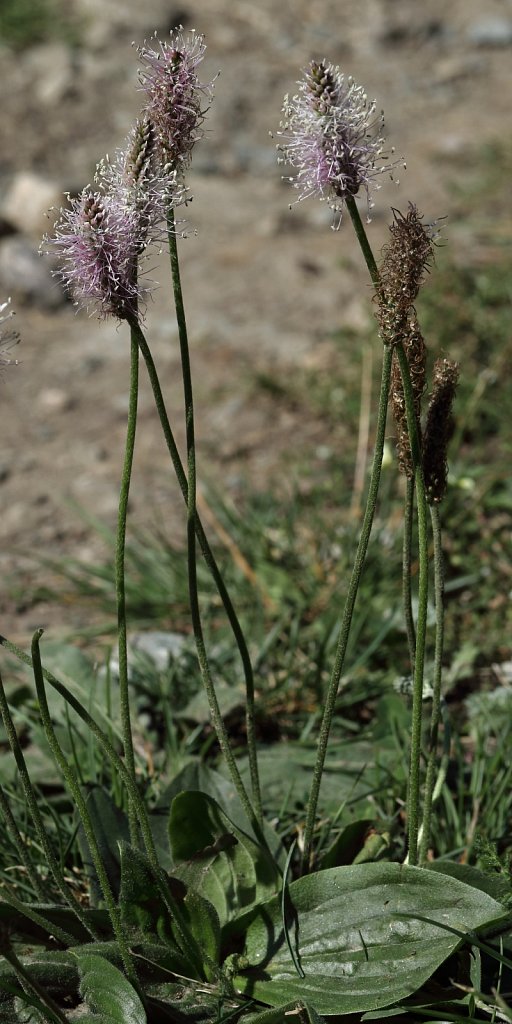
0, 0, 510, 656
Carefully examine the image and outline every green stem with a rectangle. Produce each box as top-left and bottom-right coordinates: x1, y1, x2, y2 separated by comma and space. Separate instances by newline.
395, 345, 429, 866
419, 503, 445, 862
0, 665, 98, 939
403, 476, 416, 669
301, 199, 388, 873
0, 784, 48, 902
128, 318, 264, 841
0, 889, 74, 947
0, 634, 206, 978
30, 630, 138, 988
166, 211, 262, 824
346, 197, 381, 292
116, 330, 139, 846
301, 343, 393, 872
1, 941, 69, 1024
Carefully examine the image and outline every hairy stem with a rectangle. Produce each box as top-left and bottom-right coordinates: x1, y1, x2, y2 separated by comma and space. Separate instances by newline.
0, 785, 48, 903
301, 199, 388, 872
30, 630, 138, 987
116, 330, 139, 845
0, 665, 98, 939
419, 503, 445, 862
403, 476, 416, 669
0, 941, 69, 1024
394, 344, 429, 866
302, 344, 393, 872
167, 210, 262, 823
0, 636, 209, 977
128, 318, 266, 843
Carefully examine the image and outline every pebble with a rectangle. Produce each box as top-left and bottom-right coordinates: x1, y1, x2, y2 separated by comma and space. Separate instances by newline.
1, 172, 62, 238
37, 388, 74, 413
130, 631, 188, 671
108, 631, 188, 680
467, 17, 512, 47
22, 43, 75, 106
0, 237, 66, 309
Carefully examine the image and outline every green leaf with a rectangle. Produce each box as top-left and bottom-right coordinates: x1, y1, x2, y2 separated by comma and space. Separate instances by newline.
426, 860, 511, 904
78, 786, 130, 905
319, 819, 375, 869
158, 761, 285, 869
169, 791, 279, 925
76, 952, 146, 1023
182, 888, 221, 974
245, 1000, 326, 1024
231, 862, 507, 1015
118, 842, 176, 946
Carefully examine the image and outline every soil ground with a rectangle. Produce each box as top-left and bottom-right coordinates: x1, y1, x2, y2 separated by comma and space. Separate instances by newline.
0, 0, 511, 641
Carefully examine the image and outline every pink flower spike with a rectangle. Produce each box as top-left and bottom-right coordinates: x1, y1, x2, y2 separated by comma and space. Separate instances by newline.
46, 189, 146, 321
137, 27, 214, 175
278, 60, 403, 224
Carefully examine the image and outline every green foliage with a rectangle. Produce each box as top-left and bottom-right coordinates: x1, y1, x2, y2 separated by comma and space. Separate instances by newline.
0, 0, 80, 49
75, 952, 146, 1023
230, 863, 506, 1014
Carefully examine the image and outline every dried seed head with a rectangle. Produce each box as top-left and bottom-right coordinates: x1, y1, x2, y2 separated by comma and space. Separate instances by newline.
376, 206, 434, 475
423, 358, 459, 503
380, 204, 435, 318
390, 314, 427, 477
278, 59, 403, 224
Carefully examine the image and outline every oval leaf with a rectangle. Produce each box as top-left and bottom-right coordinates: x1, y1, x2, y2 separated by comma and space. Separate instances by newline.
169, 791, 279, 925
232, 862, 506, 1015
76, 952, 146, 1024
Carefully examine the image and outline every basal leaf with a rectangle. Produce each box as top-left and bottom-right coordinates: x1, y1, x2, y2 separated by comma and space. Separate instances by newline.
76, 952, 146, 1023
231, 862, 506, 1015
118, 842, 176, 946
158, 761, 285, 868
169, 791, 279, 926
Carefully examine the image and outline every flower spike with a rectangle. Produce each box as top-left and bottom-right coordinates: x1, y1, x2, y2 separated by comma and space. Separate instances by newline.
46, 189, 146, 321
278, 59, 403, 223
137, 27, 214, 176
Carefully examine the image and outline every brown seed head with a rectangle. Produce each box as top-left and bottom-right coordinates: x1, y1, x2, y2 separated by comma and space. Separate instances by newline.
423, 358, 459, 503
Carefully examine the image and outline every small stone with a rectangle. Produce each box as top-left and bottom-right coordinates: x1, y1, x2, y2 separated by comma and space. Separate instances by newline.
23, 43, 75, 105
37, 388, 74, 413
130, 632, 188, 671
1, 172, 63, 238
0, 237, 66, 309
467, 18, 512, 47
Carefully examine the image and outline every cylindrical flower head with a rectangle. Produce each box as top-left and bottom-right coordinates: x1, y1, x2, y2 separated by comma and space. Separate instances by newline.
137, 28, 213, 176
423, 358, 459, 504
46, 189, 144, 321
379, 204, 436, 322
389, 315, 427, 478
0, 298, 20, 370
96, 115, 180, 237
278, 59, 401, 222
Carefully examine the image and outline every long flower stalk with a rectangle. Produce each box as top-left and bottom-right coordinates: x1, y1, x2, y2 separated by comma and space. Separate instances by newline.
0, 666, 98, 939
128, 317, 267, 845
394, 343, 429, 865
167, 209, 263, 823
302, 197, 390, 871
30, 630, 138, 988
0, 634, 205, 976
116, 330, 139, 845
402, 477, 417, 668
419, 504, 445, 861
302, 197, 430, 870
